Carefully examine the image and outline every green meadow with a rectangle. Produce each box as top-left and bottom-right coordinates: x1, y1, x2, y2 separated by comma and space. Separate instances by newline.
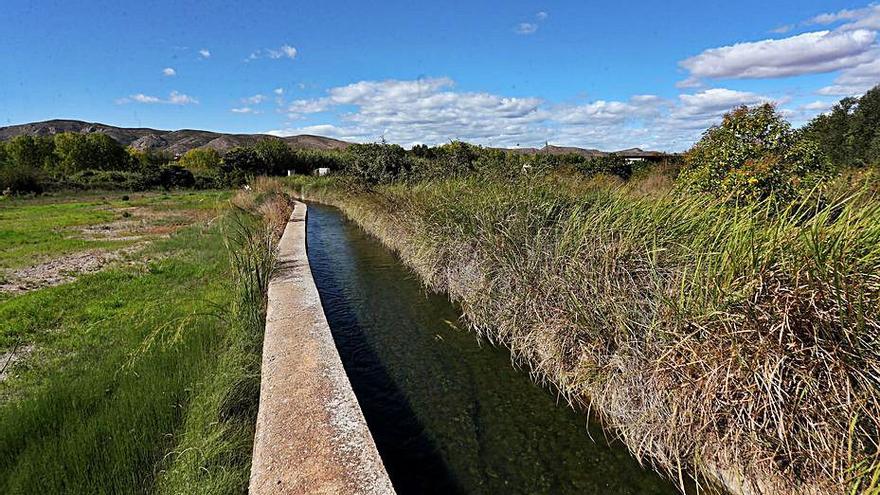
0, 188, 282, 494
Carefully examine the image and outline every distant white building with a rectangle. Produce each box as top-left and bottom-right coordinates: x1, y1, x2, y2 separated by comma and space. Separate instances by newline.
315, 167, 330, 176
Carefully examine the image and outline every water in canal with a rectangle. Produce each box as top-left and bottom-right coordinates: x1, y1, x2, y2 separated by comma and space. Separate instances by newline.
306, 203, 680, 495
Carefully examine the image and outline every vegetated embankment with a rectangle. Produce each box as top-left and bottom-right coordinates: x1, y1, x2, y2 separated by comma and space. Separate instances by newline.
0, 184, 292, 494
287, 174, 880, 495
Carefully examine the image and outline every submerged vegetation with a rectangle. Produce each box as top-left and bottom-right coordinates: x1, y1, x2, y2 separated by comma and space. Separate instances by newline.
285, 88, 880, 494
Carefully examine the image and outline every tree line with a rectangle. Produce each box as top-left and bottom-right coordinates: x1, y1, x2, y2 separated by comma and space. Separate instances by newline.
2, 83, 879, 196
0, 133, 345, 193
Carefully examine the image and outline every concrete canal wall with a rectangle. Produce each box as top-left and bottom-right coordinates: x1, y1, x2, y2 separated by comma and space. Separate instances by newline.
249, 201, 395, 495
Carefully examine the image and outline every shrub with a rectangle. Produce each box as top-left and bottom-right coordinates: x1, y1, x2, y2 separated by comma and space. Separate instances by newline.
576, 154, 646, 179
178, 148, 221, 172
158, 165, 195, 189
0, 164, 43, 194
344, 142, 410, 184
54, 132, 131, 174
222, 147, 267, 178
254, 139, 293, 176
192, 170, 221, 190
680, 104, 828, 203
65, 169, 151, 191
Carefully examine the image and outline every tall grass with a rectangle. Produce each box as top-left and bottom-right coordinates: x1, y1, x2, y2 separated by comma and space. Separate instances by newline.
0, 220, 232, 493
0, 183, 292, 494
287, 172, 880, 494
155, 181, 293, 493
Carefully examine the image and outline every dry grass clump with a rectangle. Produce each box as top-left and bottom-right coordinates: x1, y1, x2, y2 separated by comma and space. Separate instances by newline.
289, 173, 880, 494
231, 177, 295, 240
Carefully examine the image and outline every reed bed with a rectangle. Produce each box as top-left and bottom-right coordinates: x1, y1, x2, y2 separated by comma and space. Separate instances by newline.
288, 172, 880, 494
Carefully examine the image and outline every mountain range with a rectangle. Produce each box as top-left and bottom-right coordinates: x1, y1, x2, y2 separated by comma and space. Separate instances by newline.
0, 119, 666, 158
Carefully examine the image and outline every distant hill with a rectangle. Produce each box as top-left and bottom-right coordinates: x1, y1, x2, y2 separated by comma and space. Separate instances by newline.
0, 119, 351, 156
0, 119, 668, 158
502, 144, 666, 158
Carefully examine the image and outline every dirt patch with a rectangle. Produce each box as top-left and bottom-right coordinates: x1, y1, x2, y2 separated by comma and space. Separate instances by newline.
75, 206, 195, 242
0, 245, 144, 294
0, 204, 215, 294
0, 344, 34, 383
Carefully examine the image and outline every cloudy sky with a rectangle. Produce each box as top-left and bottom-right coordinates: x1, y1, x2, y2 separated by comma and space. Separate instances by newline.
2, 1, 879, 151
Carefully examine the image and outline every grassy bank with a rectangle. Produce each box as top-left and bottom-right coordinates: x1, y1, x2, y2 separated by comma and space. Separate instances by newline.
287, 172, 880, 494
0, 185, 291, 493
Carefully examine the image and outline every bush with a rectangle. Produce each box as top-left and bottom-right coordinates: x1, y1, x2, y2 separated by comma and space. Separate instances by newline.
0, 165, 43, 194
54, 132, 131, 174
680, 104, 828, 203
290, 149, 346, 175
222, 147, 267, 178
254, 139, 293, 176
178, 148, 221, 172
158, 165, 195, 189
344, 142, 410, 184
65, 169, 152, 191
192, 170, 221, 190
576, 154, 645, 179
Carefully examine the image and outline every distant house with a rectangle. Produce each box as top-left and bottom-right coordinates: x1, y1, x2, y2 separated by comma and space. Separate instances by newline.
614, 148, 668, 163
315, 167, 330, 176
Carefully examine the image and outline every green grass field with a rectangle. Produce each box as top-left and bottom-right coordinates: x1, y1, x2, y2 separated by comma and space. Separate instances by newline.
0, 189, 269, 494
0, 190, 230, 270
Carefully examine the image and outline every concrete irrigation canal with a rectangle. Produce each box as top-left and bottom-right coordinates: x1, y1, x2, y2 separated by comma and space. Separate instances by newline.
251, 201, 681, 494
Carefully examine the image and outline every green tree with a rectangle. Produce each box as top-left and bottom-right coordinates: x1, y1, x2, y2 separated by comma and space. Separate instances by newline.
803, 84, 880, 168
5, 135, 56, 170
681, 104, 828, 203
849, 86, 880, 165
803, 97, 857, 167
345, 142, 410, 184
53, 132, 129, 173
254, 139, 293, 175
178, 148, 221, 172
435, 140, 479, 176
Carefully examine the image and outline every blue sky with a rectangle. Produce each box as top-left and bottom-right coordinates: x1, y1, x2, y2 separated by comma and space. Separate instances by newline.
2, 1, 879, 151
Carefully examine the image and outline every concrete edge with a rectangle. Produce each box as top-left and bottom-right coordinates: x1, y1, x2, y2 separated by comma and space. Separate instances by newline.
249, 201, 395, 495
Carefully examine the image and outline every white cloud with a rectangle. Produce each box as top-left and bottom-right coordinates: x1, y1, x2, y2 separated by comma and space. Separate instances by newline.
242, 94, 266, 104
802, 100, 835, 111
553, 96, 665, 125
278, 77, 547, 146
286, 98, 333, 116
807, 4, 880, 31
818, 54, 880, 95
262, 74, 796, 152
162, 67, 176, 77
770, 24, 794, 34
116, 90, 198, 105
249, 44, 298, 61
274, 87, 284, 95
674, 88, 769, 119
130, 94, 161, 104
515, 11, 549, 35
680, 29, 877, 82
199, 49, 211, 59
231, 107, 260, 114
515, 22, 538, 35
167, 91, 198, 105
